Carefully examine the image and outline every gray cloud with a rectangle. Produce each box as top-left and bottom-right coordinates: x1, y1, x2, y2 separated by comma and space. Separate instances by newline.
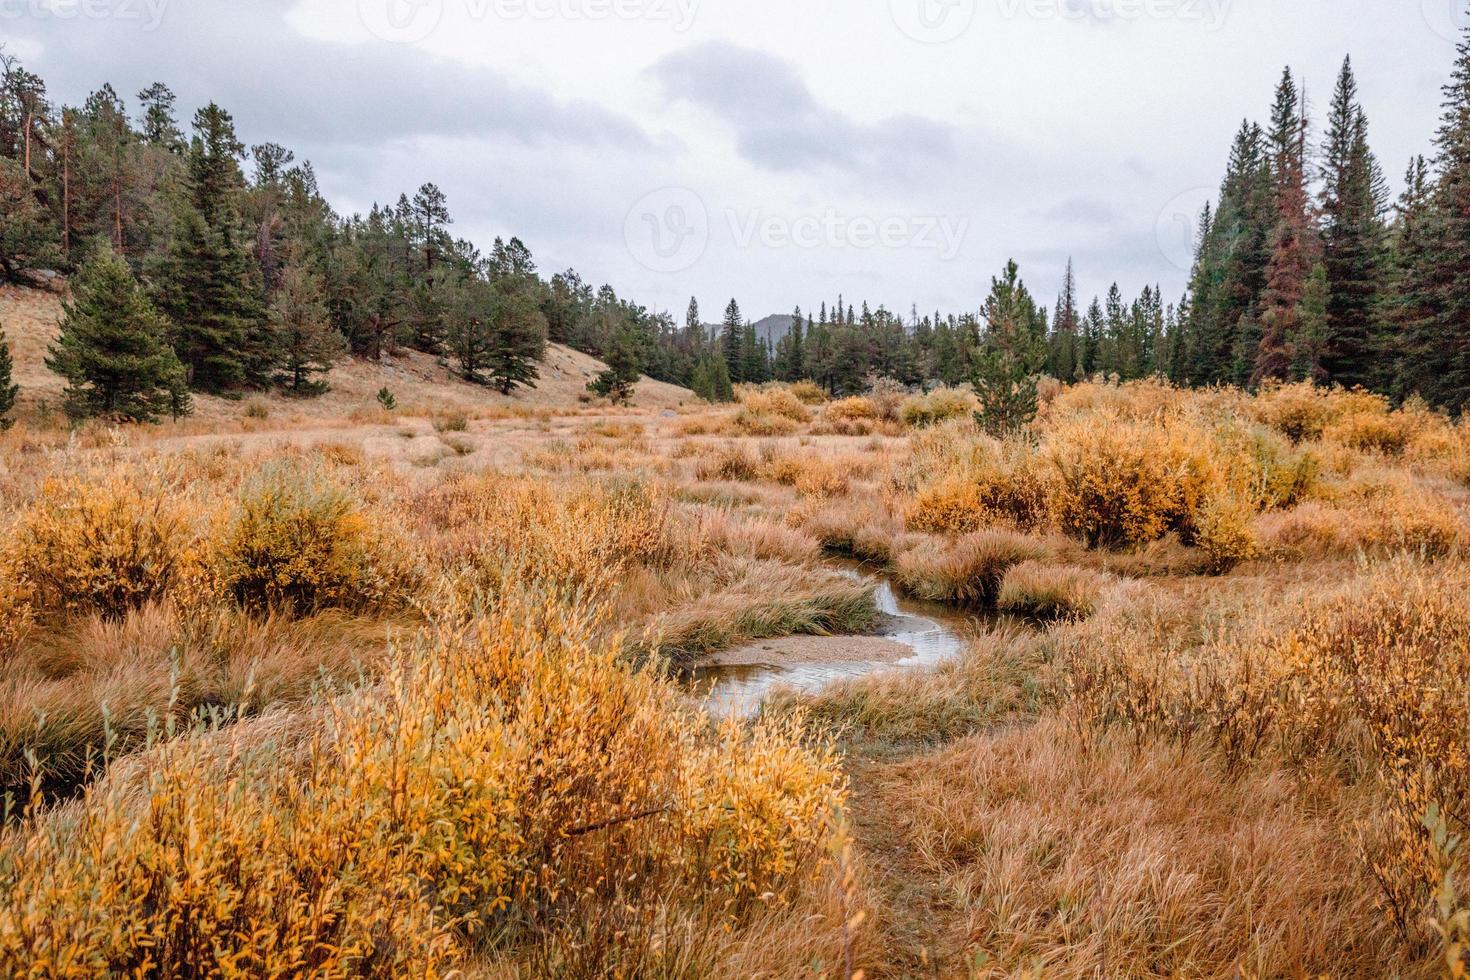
647, 41, 955, 176
11, 0, 650, 151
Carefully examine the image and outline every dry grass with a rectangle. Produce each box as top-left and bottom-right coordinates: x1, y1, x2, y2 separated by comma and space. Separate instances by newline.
894, 530, 1051, 607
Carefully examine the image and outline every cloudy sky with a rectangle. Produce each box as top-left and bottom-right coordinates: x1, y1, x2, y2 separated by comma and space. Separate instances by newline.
4, 0, 1459, 319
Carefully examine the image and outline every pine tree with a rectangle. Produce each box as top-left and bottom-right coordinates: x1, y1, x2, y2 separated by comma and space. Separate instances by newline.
0, 318, 16, 430
136, 82, 183, 151
721, 298, 743, 384
1319, 58, 1387, 389
1413, 28, 1470, 411
740, 321, 766, 383
1291, 262, 1331, 383
1255, 68, 1315, 388
48, 242, 189, 422
156, 104, 267, 392
1388, 157, 1441, 400
589, 321, 641, 404
485, 288, 546, 394
1047, 258, 1080, 380
1079, 298, 1103, 378
443, 274, 494, 385
270, 260, 344, 395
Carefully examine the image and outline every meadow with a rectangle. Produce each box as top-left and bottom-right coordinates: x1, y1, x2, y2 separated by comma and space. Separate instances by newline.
1, 351, 1468, 976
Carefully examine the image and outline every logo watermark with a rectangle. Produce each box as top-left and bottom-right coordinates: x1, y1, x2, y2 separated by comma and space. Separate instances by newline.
0, 0, 168, 29
358, 0, 698, 43
891, 0, 976, 43
728, 209, 969, 261
625, 187, 970, 273
1155, 186, 1215, 272
625, 187, 710, 274
999, 0, 1231, 29
1422, 0, 1470, 42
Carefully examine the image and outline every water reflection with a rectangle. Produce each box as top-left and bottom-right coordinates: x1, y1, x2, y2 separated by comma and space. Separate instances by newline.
692, 565, 976, 718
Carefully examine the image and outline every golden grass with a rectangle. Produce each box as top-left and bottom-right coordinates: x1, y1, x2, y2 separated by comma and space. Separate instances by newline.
894, 530, 1051, 607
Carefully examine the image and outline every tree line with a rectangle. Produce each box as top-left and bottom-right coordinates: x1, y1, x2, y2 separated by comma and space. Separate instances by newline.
651, 37, 1470, 414
2, 32, 1468, 424
0, 49, 674, 420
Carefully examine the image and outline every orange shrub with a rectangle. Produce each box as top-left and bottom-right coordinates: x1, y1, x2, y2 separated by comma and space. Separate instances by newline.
211, 464, 415, 614
1042, 418, 1218, 549
5, 471, 202, 620
895, 530, 1049, 607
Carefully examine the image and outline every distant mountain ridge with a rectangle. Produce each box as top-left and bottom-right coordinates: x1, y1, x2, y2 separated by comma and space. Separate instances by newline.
700, 315, 796, 347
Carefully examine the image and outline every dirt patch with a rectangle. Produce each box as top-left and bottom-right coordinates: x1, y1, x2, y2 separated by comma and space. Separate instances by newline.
707, 634, 917, 668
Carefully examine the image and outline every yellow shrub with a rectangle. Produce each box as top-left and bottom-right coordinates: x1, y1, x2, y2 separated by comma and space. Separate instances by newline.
0, 580, 34, 656
899, 387, 977, 428
788, 379, 829, 405
736, 386, 811, 422
731, 407, 801, 437
1043, 418, 1217, 549
1194, 494, 1261, 574
824, 397, 879, 422
211, 464, 413, 614
895, 530, 1049, 607
0, 585, 847, 975
5, 472, 200, 620
1326, 411, 1413, 455
696, 444, 761, 482
793, 460, 851, 499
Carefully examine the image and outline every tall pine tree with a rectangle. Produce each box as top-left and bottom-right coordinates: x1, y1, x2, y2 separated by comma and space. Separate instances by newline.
48, 242, 189, 421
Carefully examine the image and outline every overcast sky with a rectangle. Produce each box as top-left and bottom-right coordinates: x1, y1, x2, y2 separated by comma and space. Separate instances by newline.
4, 0, 1459, 319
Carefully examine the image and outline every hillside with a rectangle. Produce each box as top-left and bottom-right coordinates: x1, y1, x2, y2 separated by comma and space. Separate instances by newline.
0, 286, 695, 421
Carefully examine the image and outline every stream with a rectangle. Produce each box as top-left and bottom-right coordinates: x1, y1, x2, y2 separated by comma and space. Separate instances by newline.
690, 564, 979, 718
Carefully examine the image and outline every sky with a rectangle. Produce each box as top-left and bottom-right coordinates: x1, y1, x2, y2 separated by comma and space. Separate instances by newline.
2, 0, 1460, 320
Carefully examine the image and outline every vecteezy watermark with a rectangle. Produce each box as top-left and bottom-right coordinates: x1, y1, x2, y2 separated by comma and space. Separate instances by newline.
358, 0, 698, 43
625, 187, 710, 274
997, 0, 1231, 29
0, 0, 168, 29
1155, 186, 1215, 272
1422, 0, 1470, 42
728, 209, 969, 261
890, 0, 976, 43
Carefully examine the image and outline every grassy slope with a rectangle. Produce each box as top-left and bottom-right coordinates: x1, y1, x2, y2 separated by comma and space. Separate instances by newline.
0, 285, 695, 420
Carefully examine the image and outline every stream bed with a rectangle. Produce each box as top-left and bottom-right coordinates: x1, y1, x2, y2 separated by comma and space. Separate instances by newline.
690, 565, 980, 718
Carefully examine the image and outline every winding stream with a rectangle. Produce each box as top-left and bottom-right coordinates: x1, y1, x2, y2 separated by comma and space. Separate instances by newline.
691, 564, 978, 717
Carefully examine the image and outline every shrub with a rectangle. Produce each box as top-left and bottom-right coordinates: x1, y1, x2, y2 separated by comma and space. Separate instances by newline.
895, 530, 1049, 607
997, 561, 1108, 620
5, 471, 200, 620
788, 380, 828, 405
793, 459, 851, 499
1042, 418, 1217, 549
1194, 494, 1260, 574
899, 387, 976, 428
695, 444, 761, 482
0, 585, 848, 976
211, 464, 412, 614
824, 397, 878, 422
731, 408, 800, 437
1327, 411, 1414, 455
0, 579, 34, 656
736, 386, 811, 422
243, 399, 270, 421
434, 413, 469, 433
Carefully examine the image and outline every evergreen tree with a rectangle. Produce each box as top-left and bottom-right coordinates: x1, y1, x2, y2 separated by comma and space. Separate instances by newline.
973, 260, 1044, 435
1255, 67, 1315, 387
1389, 156, 1441, 400
155, 103, 266, 392
740, 321, 766, 383
720, 298, 743, 384
270, 259, 344, 395
0, 318, 16, 429
1291, 262, 1331, 383
136, 82, 183, 151
589, 321, 641, 404
1412, 29, 1470, 411
485, 287, 546, 394
1319, 57, 1387, 389
1047, 258, 1080, 380
1079, 297, 1103, 378
443, 274, 494, 385
48, 242, 189, 421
